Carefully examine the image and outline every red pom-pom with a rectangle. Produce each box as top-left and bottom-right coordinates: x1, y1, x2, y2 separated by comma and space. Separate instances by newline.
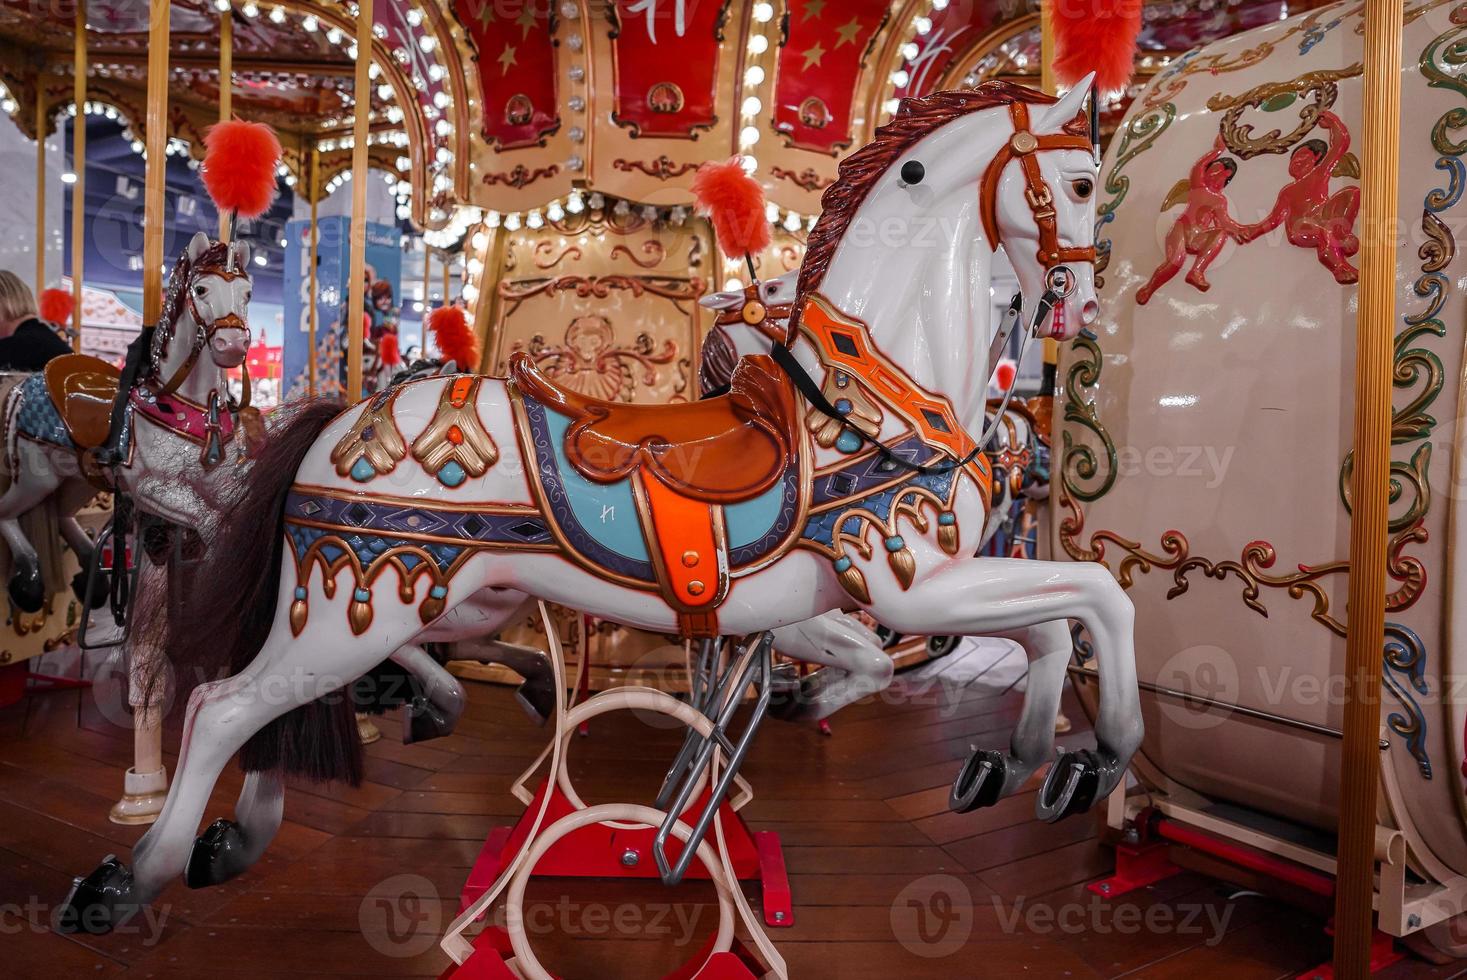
201, 120, 283, 219
429, 305, 479, 371
995, 360, 1017, 392
1052, 0, 1141, 94
38, 287, 74, 325
692, 158, 771, 260
378, 332, 401, 367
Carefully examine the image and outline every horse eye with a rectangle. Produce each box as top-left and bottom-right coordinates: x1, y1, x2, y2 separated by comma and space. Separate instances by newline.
1072, 178, 1094, 199
193, 285, 207, 296
901, 160, 925, 185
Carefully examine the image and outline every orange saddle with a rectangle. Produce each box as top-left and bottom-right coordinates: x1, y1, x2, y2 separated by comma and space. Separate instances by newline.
509, 351, 799, 505
44, 354, 121, 450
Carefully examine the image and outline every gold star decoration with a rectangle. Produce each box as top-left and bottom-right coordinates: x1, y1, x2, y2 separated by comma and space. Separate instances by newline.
802, 40, 826, 69
515, 6, 536, 38
498, 43, 518, 74
803, 0, 827, 20
834, 17, 862, 48
474, 0, 494, 30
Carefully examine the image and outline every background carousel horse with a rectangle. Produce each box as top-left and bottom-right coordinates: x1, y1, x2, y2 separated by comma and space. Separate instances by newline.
1054, 0, 1467, 952
61, 78, 1144, 932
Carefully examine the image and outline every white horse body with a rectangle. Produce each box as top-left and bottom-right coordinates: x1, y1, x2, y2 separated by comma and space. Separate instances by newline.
63, 80, 1143, 931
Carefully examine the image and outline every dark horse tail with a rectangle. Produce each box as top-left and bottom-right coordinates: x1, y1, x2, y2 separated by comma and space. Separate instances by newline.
168, 398, 367, 785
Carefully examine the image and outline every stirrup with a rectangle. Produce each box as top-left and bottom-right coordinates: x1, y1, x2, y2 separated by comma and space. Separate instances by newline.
652, 632, 775, 888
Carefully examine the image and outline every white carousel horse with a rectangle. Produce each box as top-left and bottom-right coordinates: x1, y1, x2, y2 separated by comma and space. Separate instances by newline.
62, 78, 1142, 930
0, 231, 508, 823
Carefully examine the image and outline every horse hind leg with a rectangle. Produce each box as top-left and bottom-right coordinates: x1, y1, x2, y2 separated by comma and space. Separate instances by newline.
393, 643, 466, 744
184, 769, 284, 889
950, 620, 1072, 814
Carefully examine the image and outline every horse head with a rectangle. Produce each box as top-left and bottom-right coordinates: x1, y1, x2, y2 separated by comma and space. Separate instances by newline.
152, 231, 253, 396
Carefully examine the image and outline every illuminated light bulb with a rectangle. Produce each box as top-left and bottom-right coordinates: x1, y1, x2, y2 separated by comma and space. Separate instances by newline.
913, 16, 932, 34
764, 202, 779, 222
891, 70, 909, 87
884, 98, 900, 114
436, 147, 452, 164
752, 2, 773, 21
60, 171, 77, 184
932, 0, 948, 8
346, 43, 358, 59
723, 277, 742, 291
429, 64, 447, 81
463, 282, 479, 303
741, 96, 761, 116
387, 106, 405, 124
485, 211, 502, 228
902, 42, 919, 60
418, 34, 437, 52
749, 35, 768, 54
740, 125, 760, 146
433, 90, 450, 109
504, 213, 522, 230
435, 119, 451, 136
526, 210, 544, 229
213, 0, 229, 11
745, 65, 765, 86
302, 14, 317, 31
326, 26, 342, 44
377, 83, 393, 100
547, 201, 565, 221
242, 2, 258, 16
406, 8, 422, 26
740, 155, 758, 174
566, 192, 585, 214
396, 204, 411, 220
269, 5, 285, 22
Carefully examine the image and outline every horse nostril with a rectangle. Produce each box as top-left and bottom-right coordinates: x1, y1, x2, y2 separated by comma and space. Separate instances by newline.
1082, 299, 1100, 325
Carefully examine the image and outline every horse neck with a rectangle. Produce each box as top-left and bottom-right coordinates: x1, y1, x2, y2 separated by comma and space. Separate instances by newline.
159, 311, 228, 407
814, 149, 1003, 438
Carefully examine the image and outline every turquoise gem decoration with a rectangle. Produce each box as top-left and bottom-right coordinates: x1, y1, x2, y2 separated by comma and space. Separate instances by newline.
349, 456, 376, 483
938, 512, 957, 526
833, 556, 852, 573
884, 535, 905, 552
429, 584, 448, 599
437, 460, 467, 487
353, 587, 372, 603
835, 429, 862, 453
294, 586, 308, 600
834, 398, 853, 415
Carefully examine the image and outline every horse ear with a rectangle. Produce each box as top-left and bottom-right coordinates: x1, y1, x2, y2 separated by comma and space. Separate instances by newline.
1034, 73, 1093, 136
698, 289, 741, 310
233, 241, 252, 272
187, 230, 211, 263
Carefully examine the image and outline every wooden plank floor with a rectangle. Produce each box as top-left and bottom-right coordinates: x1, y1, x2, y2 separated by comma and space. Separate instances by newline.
1, 648, 1464, 979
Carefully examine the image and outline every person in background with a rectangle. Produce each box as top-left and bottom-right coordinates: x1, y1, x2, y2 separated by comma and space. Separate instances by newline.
0, 272, 71, 371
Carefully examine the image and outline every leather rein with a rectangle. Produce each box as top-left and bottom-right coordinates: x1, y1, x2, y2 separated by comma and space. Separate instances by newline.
155, 263, 254, 412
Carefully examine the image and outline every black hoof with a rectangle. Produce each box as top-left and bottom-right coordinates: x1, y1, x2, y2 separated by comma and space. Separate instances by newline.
58, 856, 137, 934
950, 749, 1008, 814
514, 677, 556, 727
8, 560, 44, 614
405, 696, 454, 744
71, 567, 110, 610
1036, 749, 1102, 823
186, 819, 251, 889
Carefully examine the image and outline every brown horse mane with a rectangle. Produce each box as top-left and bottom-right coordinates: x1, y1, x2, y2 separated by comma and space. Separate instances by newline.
791, 82, 1061, 333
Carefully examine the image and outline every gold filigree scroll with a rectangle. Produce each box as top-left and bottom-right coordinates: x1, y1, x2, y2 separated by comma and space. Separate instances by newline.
1058, 482, 1428, 638
497, 275, 704, 317
512, 315, 678, 403
411, 376, 499, 487
611, 241, 668, 269
1205, 65, 1364, 159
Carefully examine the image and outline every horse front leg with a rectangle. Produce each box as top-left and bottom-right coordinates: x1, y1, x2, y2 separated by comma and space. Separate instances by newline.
869, 555, 1141, 822
766, 611, 893, 723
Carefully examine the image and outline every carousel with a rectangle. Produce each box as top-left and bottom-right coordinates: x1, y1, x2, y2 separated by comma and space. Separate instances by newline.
0, 0, 1450, 977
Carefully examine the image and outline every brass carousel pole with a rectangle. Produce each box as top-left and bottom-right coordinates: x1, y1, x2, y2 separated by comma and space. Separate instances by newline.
142, 0, 169, 330
308, 142, 319, 397
1334, 0, 1403, 973
34, 62, 46, 294
71, 6, 86, 351
345, 0, 371, 402
217, 1, 232, 241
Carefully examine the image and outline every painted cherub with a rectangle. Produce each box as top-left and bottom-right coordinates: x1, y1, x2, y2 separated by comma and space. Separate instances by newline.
1236, 110, 1360, 284
1136, 135, 1248, 304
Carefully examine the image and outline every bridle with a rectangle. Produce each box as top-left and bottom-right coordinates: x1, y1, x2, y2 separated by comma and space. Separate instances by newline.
154, 257, 254, 411
713, 283, 792, 348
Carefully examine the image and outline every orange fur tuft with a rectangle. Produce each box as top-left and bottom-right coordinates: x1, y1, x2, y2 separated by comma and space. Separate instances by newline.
201, 120, 283, 219
378, 332, 401, 367
692, 158, 771, 260
428, 305, 479, 371
38, 288, 74, 325
1052, 0, 1141, 94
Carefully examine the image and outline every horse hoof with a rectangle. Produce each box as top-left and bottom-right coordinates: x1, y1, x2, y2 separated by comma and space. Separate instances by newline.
8, 562, 44, 614
186, 819, 252, 889
58, 856, 137, 934
514, 678, 555, 727
71, 568, 110, 610
405, 696, 453, 744
949, 749, 1008, 813
1035, 749, 1102, 823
